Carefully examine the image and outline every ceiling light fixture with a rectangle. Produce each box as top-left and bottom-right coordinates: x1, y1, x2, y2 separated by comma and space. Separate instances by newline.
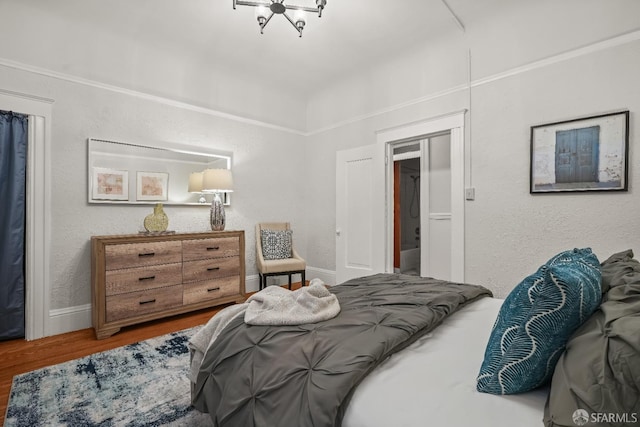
233, 0, 327, 37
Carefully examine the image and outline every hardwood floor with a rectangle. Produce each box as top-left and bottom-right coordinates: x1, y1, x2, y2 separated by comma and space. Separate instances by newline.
0, 304, 228, 425
0, 282, 300, 426
0, 283, 304, 425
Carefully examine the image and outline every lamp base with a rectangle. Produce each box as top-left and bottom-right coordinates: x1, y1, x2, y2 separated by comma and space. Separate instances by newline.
210, 192, 225, 231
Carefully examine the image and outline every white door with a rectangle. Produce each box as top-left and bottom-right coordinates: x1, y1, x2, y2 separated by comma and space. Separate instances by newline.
335, 145, 385, 284
420, 134, 452, 280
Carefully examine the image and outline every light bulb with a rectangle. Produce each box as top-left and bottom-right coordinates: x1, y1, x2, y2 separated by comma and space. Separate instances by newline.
294, 9, 306, 27
255, 5, 268, 20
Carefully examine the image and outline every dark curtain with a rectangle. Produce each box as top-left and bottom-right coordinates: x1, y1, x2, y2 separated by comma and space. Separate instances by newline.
0, 111, 28, 340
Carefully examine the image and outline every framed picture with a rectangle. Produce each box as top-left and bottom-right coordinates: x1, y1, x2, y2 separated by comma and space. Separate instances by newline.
530, 111, 629, 193
137, 171, 169, 201
92, 167, 129, 200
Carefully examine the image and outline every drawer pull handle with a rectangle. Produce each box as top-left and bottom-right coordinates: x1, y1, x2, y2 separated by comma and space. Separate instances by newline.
207, 287, 221, 293
138, 252, 155, 257
139, 299, 156, 305
138, 275, 156, 281
207, 267, 221, 272
206, 246, 220, 251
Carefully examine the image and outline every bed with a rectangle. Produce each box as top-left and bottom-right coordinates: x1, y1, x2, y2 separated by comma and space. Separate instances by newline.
189, 248, 640, 427
342, 296, 548, 427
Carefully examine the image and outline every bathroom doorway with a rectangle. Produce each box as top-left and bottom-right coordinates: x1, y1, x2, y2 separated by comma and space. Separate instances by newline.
393, 148, 421, 275
392, 132, 452, 280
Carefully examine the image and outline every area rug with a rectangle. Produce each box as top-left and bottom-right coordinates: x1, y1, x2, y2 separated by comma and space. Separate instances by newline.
5, 326, 214, 426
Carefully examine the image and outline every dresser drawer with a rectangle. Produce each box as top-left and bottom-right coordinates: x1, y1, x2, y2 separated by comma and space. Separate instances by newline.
93, 231, 245, 339
183, 256, 240, 283
183, 276, 240, 305
105, 241, 182, 270
182, 237, 240, 261
105, 284, 183, 322
105, 263, 182, 296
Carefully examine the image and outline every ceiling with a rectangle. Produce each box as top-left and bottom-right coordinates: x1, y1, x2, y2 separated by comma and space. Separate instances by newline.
5, 0, 637, 128
2, 0, 512, 98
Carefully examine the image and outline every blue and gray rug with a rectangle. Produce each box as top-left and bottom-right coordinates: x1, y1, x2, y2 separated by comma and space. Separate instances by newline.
5, 327, 214, 426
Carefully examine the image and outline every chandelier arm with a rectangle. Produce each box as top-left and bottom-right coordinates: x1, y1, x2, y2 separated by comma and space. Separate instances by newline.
235, 0, 271, 7
261, 12, 275, 31
282, 12, 303, 37
283, 5, 322, 14
235, 0, 318, 12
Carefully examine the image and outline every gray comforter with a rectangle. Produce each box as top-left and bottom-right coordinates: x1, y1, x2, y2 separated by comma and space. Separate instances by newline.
192, 273, 491, 427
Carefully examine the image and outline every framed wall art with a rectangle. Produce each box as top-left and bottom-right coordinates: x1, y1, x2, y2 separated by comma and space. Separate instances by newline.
136, 171, 169, 201
91, 167, 129, 201
530, 110, 629, 193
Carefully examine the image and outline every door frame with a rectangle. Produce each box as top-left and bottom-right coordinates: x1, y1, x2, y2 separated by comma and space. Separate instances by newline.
376, 111, 466, 282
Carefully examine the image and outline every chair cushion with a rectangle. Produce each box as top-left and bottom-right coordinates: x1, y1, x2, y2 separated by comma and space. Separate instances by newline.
476, 248, 602, 395
260, 257, 306, 274
261, 229, 293, 260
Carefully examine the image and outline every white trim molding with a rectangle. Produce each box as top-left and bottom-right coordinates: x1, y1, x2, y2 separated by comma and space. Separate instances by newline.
378, 111, 466, 283
308, 29, 640, 136
0, 58, 306, 136
245, 274, 261, 293
307, 266, 337, 287
1, 29, 638, 138
48, 304, 92, 337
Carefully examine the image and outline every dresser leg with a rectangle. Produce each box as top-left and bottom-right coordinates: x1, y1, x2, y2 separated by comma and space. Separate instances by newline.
95, 327, 121, 340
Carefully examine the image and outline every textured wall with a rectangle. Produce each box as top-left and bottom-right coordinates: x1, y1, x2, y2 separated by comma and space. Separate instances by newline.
2, 1, 640, 316
304, 37, 640, 298
465, 41, 640, 297
0, 65, 306, 310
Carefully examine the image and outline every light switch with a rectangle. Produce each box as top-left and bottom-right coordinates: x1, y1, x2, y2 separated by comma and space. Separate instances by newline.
465, 188, 475, 200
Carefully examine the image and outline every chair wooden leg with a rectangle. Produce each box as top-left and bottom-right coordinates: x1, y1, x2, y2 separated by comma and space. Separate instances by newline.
302, 270, 306, 287
288, 274, 292, 290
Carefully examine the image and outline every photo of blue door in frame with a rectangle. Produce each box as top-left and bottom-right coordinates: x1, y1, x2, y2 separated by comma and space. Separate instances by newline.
555, 126, 599, 184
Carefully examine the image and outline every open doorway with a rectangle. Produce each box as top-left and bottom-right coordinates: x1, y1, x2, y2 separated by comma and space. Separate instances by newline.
337, 111, 465, 285
391, 132, 452, 280
393, 143, 421, 275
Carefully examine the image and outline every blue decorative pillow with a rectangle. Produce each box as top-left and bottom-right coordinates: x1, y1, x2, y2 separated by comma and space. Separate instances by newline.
261, 229, 293, 260
476, 248, 602, 395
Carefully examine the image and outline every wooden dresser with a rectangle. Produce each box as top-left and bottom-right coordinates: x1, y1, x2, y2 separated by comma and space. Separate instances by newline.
91, 230, 245, 339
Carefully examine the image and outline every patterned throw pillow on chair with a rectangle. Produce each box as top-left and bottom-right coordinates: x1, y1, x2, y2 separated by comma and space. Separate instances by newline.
476, 248, 602, 395
261, 229, 293, 260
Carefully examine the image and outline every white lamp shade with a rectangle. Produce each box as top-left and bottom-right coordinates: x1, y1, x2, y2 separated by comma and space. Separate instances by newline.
188, 171, 203, 193
202, 168, 234, 193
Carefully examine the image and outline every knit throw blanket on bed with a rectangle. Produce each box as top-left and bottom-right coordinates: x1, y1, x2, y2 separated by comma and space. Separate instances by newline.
188, 279, 339, 383
245, 279, 340, 325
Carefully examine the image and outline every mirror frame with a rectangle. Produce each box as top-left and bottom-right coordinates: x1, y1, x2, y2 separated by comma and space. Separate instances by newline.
87, 138, 232, 206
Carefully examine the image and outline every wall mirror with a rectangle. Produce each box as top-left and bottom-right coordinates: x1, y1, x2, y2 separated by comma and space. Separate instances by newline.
87, 138, 232, 206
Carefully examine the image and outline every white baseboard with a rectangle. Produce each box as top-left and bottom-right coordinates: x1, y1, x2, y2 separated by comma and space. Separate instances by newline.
42, 267, 337, 337
46, 304, 92, 338
307, 266, 337, 286
245, 274, 261, 293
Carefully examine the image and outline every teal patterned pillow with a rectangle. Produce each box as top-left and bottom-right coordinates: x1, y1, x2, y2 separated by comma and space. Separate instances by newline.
261, 229, 293, 260
476, 248, 602, 395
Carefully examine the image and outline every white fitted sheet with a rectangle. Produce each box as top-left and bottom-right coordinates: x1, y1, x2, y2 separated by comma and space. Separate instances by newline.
342, 297, 548, 427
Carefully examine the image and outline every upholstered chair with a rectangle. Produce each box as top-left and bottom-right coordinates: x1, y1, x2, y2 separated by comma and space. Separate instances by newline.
255, 222, 306, 290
